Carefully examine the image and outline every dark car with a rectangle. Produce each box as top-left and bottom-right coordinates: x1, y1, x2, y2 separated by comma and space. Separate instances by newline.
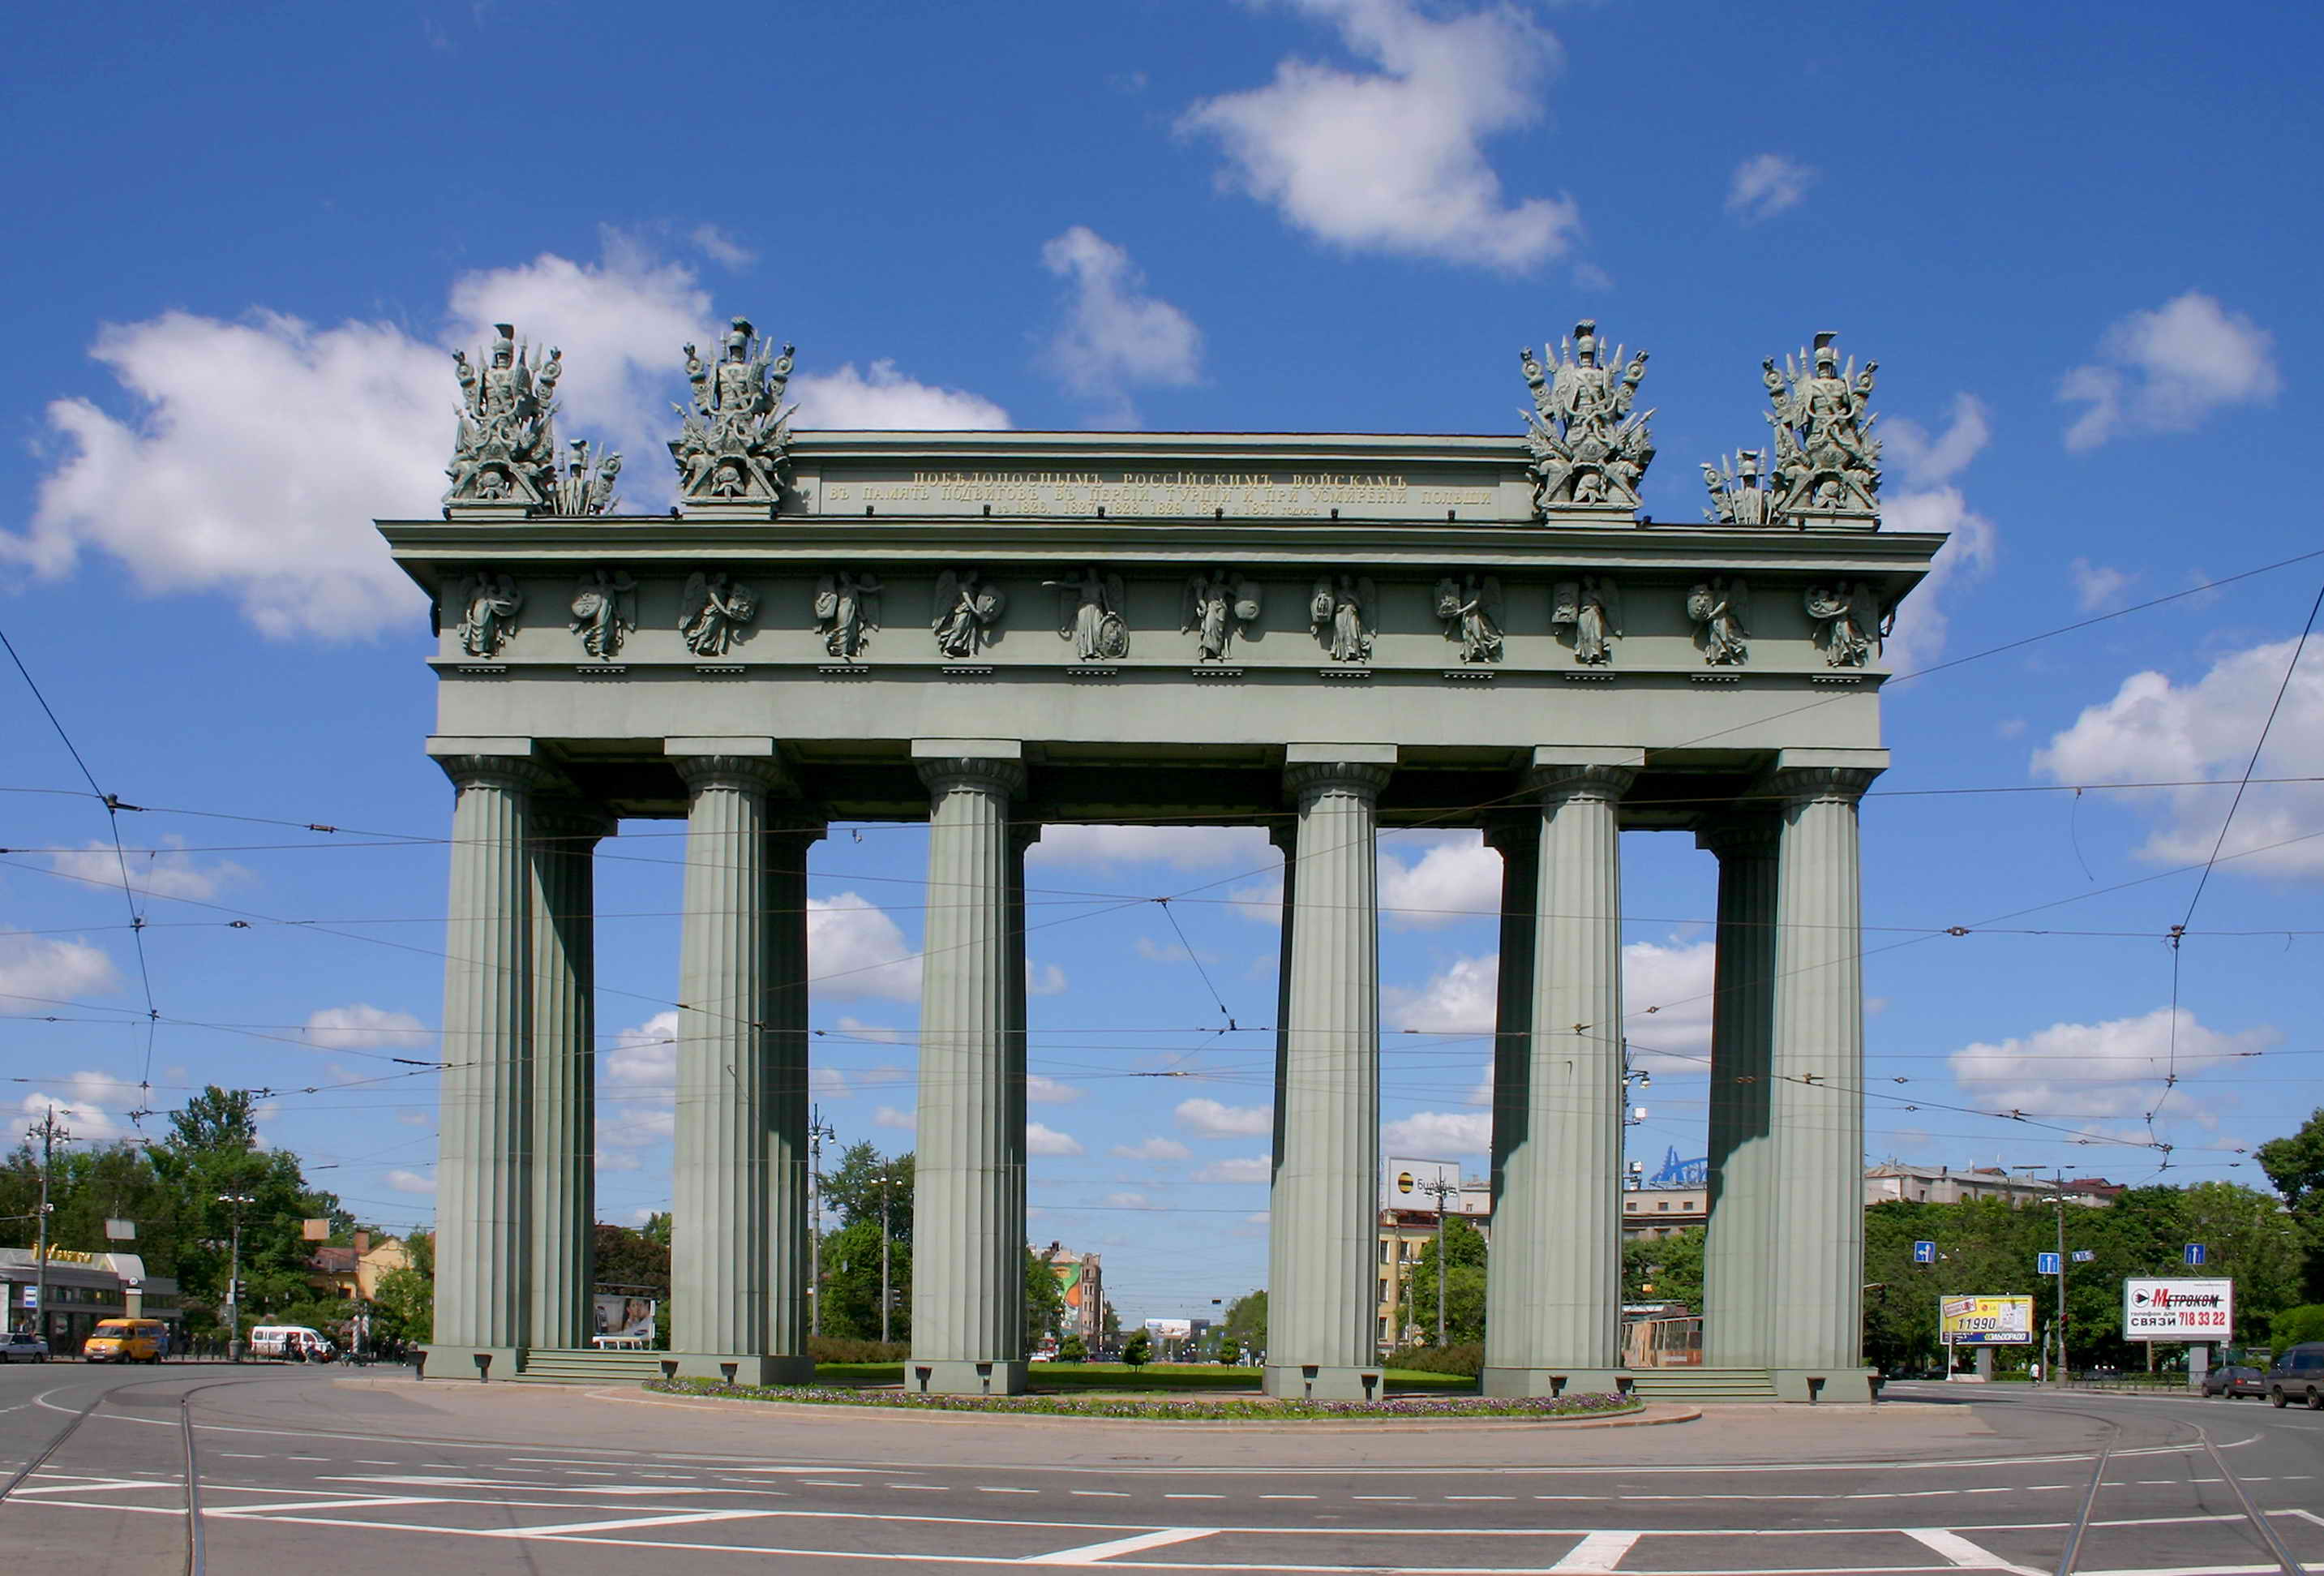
2266, 1342, 2324, 1410
2202, 1363, 2266, 1398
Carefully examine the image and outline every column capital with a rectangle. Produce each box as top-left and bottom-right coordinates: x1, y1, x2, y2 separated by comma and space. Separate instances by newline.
435, 753, 555, 793
531, 798, 616, 844
1010, 822, 1043, 856
1694, 815, 1782, 860
1284, 760, 1393, 802
1765, 766, 1882, 805
917, 756, 1027, 797
1268, 818, 1298, 854
1524, 762, 1636, 805
1482, 813, 1539, 854
676, 754, 794, 795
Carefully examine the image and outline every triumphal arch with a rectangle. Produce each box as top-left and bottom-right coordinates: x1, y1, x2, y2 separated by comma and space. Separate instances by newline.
386, 318, 1939, 1401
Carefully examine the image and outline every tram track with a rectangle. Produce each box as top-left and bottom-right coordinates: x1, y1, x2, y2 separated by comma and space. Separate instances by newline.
2042, 1401, 2308, 1575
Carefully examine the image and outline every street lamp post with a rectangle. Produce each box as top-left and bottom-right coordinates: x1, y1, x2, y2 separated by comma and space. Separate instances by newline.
218, 1192, 255, 1361
807, 1107, 836, 1338
1417, 1178, 1458, 1347
26, 1110, 71, 1350
879, 1170, 892, 1346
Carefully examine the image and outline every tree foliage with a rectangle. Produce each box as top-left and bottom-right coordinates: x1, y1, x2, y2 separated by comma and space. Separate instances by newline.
1220, 1288, 1267, 1358
2257, 1106, 2324, 1299
1024, 1247, 1066, 1354
1404, 1217, 1489, 1346
1623, 1227, 1705, 1309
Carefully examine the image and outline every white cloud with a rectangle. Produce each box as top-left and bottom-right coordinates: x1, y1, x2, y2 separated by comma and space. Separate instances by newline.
874, 1105, 916, 1132
396, 1108, 430, 1127
45, 835, 249, 901
833, 1016, 905, 1044
2060, 291, 2282, 451
598, 1010, 678, 1156
1878, 395, 1998, 673
688, 224, 757, 270
605, 1009, 680, 1087
594, 1149, 641, 1173
1381, 937, 1716, 1070
1383, 1110, 1490, 1155
1195, 1155, 1271, 1184
1027, 1122, 1085, 1157
811, 1066, 851, 1100
1383, 954, 1497, 1035
2034, 636, 2324, 877
1379, 833, 1499, 929
791, 359, 1010, 430
0, 930, 119, 1009
1112, 1136, 1192, 1162
1040, 227, 1202, 423
1104, 1192, 1156, 1210
1027, 1073, 1083, 1105
809, 892, 921, 1001
9, 235, 1003, 638
1028, 823, 1272, 870
1176, 1097, 1273, 1137
302, 1004, 433, 1054
1028, 962, 1069, 997
1950, 1006, 2279, 1120
1180, 0, 1579, 271
15, 1071, 139, 1142
384, 1168, 438, 1196
2070, 558, 2136, 612
1134, 935, 1219, 965
1725, 153, 1815, 223
1228, 878, 1285, 925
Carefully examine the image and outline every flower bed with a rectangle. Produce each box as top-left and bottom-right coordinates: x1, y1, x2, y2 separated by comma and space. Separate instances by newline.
644, 1377, 1635, 1421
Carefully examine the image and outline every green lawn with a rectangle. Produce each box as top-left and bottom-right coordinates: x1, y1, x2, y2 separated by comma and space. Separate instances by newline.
811, 1361, 1477, 1394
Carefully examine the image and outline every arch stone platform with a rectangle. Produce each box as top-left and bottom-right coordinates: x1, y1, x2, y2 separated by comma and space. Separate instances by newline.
386, 414, 1940, 1401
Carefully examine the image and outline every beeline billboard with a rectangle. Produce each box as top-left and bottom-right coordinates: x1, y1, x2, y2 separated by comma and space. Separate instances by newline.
2122, 1278, 2233, 1342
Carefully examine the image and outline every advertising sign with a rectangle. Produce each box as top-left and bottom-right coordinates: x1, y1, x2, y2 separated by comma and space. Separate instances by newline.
2124, 1278, 2233, 1342
591, 1293, 657, 1343
1383, 1157, 1486, 1214
1940, 1295, 2034, 1346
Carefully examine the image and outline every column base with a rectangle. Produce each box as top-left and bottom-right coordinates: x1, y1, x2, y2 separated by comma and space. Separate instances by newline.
1769, 1367, 1880, 1404
1480, 1366, 1631, 1399
1263, 1363, 1387, 1402
420, 1343, 523, 1381
656, 1352, 817, 1386
905, 1359, 1029, 1396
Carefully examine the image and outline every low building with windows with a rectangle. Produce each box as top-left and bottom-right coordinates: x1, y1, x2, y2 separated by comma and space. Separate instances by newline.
306, 1231, 412, 1302
1864, 1163, 2122, 1208
1, 1247, 183, 1355
1043, 1243, 1105, 1349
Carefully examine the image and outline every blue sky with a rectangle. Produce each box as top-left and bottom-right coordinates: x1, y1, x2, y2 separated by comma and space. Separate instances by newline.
3, 1, 2319, 1321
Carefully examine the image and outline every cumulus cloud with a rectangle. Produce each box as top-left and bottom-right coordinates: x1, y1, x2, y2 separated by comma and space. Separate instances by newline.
1027, 962, 1069, 997
2060, 292, 2282, 451
1378, 832, 1500, 929
1177, 1097, 1272, 1137
1195, 1155, 1271, 1184
688, 224, 757, 270
1877, 394, 1998, 673
1040, 227, 1202, 423
1180, 0, 1579, 271
0, 930, 120, 1009
833, 1016, 905, 1044
15, 1071, 139, 1142
1134, 935, 1219, 965
1027, 1122, 1085, 1157
302, 1004, 433, 1054
1113, 1136, 1193, 1162
1725, 153, 1815, 223
45, 835, 249, 902
1950, 1006, 2279, 1121
874, 1105, 915, 1132
8, 235, 1004, 638
1028, 823, 1272, 870
384, 1168, 438, 1196
1027, 1073, 1083, 1104
1383, 954, 1498, 1035
1383, 1110, 1490, 1155
2070, 559, 2137, 612
1104, 1192, 1156, 1210
598, 1010, 679, 1157
809, 893, 921, 1001
1382, 937, 1717, 1070
2034, 636, 2324, 877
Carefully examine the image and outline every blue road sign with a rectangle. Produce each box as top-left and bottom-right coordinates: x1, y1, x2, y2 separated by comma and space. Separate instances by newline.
2071, 1249, 2095, 1263
2037, 1252, 2062, 1275
1913, 1240, 1936, 1264
2184, 1243, 2207, 1266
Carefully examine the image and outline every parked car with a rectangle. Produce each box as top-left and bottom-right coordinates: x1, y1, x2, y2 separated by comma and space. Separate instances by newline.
2266, 1342, 2324, 1410
2202, 1363, 2266, 1398
82, 1318, 167, 1364
2, 1329, 50, 1363
248, 1325, 336, 1362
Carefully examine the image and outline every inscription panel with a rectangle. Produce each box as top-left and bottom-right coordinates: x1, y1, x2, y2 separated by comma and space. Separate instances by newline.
812, 466, 1516, 521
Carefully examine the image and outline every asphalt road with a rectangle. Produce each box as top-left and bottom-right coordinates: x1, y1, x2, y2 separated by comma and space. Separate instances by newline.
3, 1363, 2320, 1574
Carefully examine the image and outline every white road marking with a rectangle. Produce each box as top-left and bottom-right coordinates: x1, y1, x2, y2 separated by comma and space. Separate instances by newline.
486, 1509, 771, 1538
6, 1479, 174, 1497
1163, 1492, 1222, 1500
1445, 1495, 1511, 1501
219, 1452, 266, 1458
1020, 1527, 1213, 1565
1350, 1495, 1413, 1501
1550, 1531, 1640, 1571
1902, 1527, 2045, 1575
980, 1486, 1040, 1494
211, 1497, 447, 1517
1070, 1491, 1130, 1498
1258, 1494, 1314, 1500
891, 1484, 950, 1492
804, 1479, 864, 1488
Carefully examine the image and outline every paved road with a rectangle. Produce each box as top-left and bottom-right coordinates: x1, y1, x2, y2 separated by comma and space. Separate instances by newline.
4, 1364, 2320, 1574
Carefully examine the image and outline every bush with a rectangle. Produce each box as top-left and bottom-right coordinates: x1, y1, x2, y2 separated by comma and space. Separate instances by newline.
808, 1335, 908, 1364
1385, 1341, 1484, 1377
1055, 1335, 1087, 1363
1121, 1329, 1151, 1368
2266, 1304, 2324, 1348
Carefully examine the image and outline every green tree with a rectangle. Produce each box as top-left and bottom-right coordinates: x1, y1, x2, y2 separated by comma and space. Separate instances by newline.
1120, 1327, 1151, 1368
1405, 1217, 1489, 1345
1023, 1247, 1066, 1355
1623, 1227, 1705, 1309
2258, 1106, 2324, 1299
821, 1143, 914, 1240
820, 1217, 910, 1341
1056, 1333, 1087, 1362
1220, 1289, 1267, 1359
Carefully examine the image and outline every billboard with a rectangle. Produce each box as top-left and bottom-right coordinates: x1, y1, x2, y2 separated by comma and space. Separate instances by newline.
2124, 1278, 2233, 1342
592, 1293, 657, 1342
1383, 1157, 1487, 1214
1939, 1295, 2035, 1346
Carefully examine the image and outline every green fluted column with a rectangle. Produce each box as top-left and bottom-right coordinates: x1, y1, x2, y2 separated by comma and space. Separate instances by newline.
428, 754, 542, 1372
761, 819, 823, 1379
1482, 814, 1538, 1348
528, 801, 611, 1352
1765, 759, 1883, 1401
1265, 753, 1391, 1402
669, 754, 784, 1377
1482, 758, 1634, 1397
1699, 817, 1780, 1369
909, 751, 1028, 1395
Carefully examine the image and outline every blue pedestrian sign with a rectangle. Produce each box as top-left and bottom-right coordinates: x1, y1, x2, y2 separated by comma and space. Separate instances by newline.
2184, 1243, 2206, 1266
1912, 1240, 1936, 1264
2037, 1252, 2062, 1275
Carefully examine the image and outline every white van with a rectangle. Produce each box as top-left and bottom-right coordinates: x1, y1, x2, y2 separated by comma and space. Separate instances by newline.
248, 1325, 336, 1361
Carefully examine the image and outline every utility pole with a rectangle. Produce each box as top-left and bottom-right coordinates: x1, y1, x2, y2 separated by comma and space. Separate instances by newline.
2052, 1166, 2069, 1381
218, 1192, 255, 1361
807, 1107, 836, 1338
1418, 1176, 1457, 1347
879, 1170, 893, 1345
27, 1109, 71, 1347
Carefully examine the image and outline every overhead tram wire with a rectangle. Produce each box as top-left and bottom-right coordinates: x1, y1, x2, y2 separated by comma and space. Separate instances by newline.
0, 621, 166, 1120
